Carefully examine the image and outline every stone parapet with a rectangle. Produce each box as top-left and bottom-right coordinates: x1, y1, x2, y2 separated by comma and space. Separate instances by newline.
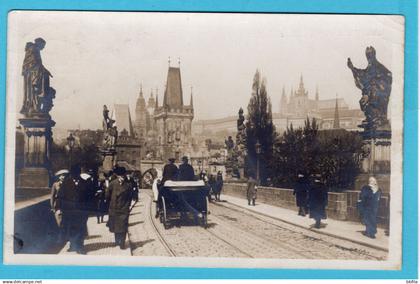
223, 183, 389, 227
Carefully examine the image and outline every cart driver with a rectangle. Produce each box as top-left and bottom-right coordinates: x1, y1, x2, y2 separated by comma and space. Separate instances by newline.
156, 158, 179, 218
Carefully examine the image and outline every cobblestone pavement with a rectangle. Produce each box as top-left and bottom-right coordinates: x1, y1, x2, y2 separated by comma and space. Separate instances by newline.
128, 192, 173, 256
60, 214, 131, 256
130, 189, 386, 260
208, 201, 387, 260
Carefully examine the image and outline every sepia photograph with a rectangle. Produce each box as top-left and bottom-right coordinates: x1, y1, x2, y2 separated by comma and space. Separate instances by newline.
4, 11, 404, 269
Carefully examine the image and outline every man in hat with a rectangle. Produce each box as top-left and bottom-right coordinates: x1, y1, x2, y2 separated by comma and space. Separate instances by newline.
246, 174, 258, 206
308, 174, 328, 229
293, 173, 310, 216
106, 166, 136, 249
178, 156, 195, 181
56, 164, 89, 254
50, 171, 67, 241
162, 158, 179, 184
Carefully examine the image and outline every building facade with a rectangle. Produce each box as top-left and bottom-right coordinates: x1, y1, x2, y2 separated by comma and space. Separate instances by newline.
153, 65, 194, 161
193, 76, 364, 137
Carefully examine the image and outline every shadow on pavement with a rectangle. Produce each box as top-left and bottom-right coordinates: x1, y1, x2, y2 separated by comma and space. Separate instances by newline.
84, 241, 117, 253
130, 239, 155, 250
14, 200, 66, 254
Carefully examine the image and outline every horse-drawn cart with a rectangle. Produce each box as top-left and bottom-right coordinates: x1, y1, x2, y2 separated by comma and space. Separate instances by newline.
156, 180, 209, 229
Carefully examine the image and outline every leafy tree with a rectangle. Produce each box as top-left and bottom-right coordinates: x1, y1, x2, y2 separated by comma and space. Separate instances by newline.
245, 70, 276, 184
271, 120, 367, 191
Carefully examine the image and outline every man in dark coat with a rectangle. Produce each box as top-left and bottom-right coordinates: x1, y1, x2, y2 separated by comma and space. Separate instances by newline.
293, 174, 309, 216
358, 176, 382, 239
214, 171, 224, 202
161, 158, 178, 184
308, 175, 328, 229
156, 158, 179, 217
56, 164, 89, 254
106, 166, 136, 249
178, 156, 195, 181
246, 175, 257, 206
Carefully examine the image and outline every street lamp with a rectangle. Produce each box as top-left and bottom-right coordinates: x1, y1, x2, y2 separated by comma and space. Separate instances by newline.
255, 140, 262, 185
67, 133, 76, 168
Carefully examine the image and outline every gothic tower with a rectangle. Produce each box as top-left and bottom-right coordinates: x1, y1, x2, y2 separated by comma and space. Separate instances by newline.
154, 62, 194, 161
134, 85, 147, 138
280, 86, 288, 116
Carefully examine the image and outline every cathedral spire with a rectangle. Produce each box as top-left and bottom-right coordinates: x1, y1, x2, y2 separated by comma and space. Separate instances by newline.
139, 84, 143, 97
315, 86, 319, 101
333, 94, 340, 129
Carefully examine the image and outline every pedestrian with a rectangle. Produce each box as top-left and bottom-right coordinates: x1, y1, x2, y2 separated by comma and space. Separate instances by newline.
358, 176, 382, 239
106, 166, 137, 249
56, 164, 89, 254
214, 171, 224, 202
178, 156, 195, 181
308, 175, 328, 229
50, 170, 68, 244
208, 174, 216, 202
293, 173, 309, 216
95, 179, 107, 224
199, 170, 212, 203
246, 175, 257, 206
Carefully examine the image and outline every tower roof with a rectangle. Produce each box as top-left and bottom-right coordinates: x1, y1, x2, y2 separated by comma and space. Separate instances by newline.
163, 66, 183, 109
136, 86, 146, 109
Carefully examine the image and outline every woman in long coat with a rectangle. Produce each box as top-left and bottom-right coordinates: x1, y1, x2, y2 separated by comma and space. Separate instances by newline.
358, 176, 382, 239
308, 176, 328, 229
106, 166, 136, 249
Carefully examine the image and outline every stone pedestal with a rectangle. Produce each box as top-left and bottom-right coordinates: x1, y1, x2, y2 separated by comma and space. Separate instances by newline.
99, 149, 116, 175
17, 116, 55, 190
357, 128, 391, 194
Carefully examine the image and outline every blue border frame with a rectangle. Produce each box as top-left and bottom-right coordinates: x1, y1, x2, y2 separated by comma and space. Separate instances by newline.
0, 0, 417, 279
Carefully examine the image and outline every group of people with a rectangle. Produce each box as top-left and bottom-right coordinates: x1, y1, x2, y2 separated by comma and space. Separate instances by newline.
293, 174, 382, 238
50, 164, 139, 254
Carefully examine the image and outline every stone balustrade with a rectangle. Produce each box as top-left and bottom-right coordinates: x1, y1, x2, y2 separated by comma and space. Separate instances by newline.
223, 182, 389, 227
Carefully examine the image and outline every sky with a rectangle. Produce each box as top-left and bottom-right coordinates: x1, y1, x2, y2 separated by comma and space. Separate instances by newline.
7, 12, 404, 130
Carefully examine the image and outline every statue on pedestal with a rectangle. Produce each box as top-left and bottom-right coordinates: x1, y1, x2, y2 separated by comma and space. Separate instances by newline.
21, 38, 55, 116
17, 38, 56, 190
347, 46, 392, 131
102, 105, 118, 150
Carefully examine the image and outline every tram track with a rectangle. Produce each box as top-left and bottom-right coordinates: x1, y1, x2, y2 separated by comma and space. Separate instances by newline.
148, 195, 177, 257
209, 200, 386, 260
138, 189, 385, 260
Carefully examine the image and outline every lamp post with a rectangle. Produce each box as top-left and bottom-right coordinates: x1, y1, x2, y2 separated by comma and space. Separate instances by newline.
67, 133, 75, 168
255, 140, 262, 185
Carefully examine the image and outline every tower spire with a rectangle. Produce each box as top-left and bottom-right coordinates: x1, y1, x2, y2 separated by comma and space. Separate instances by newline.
315, 85, 319, 101
333, 94, 340, 129
139, 84, 143, 97
190, 86, 193, 106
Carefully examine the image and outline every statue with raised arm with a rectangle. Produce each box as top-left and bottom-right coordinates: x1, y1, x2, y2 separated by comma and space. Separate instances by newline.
347, 46, 392, 131
21, 38, 55, 116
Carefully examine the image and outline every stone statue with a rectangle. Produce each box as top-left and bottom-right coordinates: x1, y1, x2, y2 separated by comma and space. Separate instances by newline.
347, 46, 392, 131
21, 38, 55, 116
237, 107, 245, 128
102, 105, 117, 149
225, 136, 235, 152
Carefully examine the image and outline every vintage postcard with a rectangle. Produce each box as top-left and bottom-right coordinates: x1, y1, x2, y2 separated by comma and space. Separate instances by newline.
4, 11, 404, 269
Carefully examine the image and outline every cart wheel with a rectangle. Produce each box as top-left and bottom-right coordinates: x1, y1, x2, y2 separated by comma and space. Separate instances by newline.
161, 197, 169, 229
202, 213, 208, 229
